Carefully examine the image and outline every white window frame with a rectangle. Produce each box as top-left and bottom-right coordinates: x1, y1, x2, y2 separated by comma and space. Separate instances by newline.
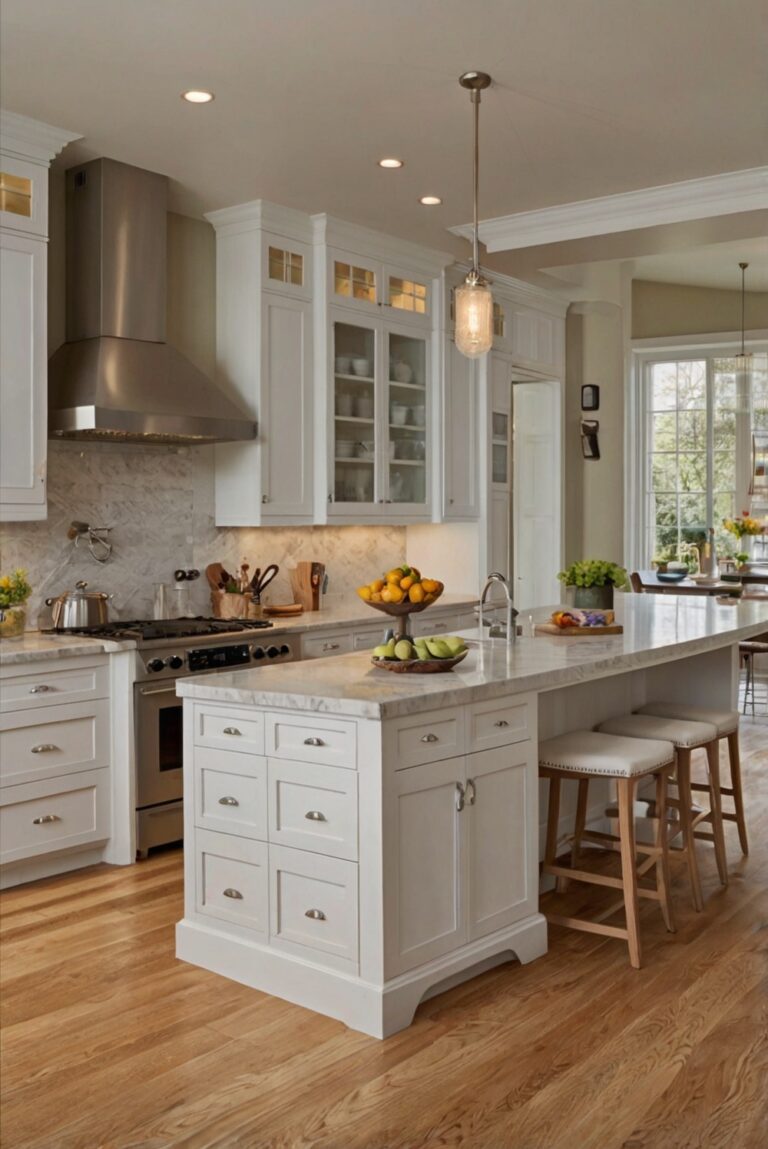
626, 332, 768, 571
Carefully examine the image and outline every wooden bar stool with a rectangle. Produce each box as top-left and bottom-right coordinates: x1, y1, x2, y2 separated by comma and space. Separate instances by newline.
598, 713, 726, 911
539, 730, 676, 969
635, 702, 748, 855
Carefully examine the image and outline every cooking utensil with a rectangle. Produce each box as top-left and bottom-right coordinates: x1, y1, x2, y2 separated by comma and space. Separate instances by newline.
206, 563, 230, 591
45, 581, 112, 629
254, 564, 279, 596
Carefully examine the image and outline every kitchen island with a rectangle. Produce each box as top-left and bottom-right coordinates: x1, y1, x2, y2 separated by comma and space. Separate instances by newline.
176, 595, 768, 1036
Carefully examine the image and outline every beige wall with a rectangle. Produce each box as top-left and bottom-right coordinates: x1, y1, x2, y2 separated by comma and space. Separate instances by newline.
632, 280, 768, 340
564, 302, 625, 565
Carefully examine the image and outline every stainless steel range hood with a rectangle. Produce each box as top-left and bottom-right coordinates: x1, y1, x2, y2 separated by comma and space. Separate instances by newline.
48, 158, 256, 444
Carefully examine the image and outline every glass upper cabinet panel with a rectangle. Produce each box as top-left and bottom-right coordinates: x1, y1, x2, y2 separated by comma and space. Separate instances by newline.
0, 171, 32, 217
387, 332, 427, 505
493, 301, 505, 339
334, 261, 377, 305
333, 321, 376, 505
388, 275, 428, 315
268, 246, 304, 287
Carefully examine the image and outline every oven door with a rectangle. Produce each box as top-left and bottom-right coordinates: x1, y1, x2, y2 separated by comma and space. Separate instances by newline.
134, 681, 184, 809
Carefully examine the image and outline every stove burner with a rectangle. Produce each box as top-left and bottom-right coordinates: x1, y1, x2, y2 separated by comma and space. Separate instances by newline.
50, 616, 274, 641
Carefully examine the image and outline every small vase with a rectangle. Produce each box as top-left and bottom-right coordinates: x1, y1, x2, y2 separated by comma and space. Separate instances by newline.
740, 534, 755, 562
0, 604, 27, 640
573, 585, 614, 610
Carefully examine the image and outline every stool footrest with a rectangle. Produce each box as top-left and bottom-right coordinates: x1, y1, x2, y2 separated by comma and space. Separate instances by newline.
546, 912, 628, 942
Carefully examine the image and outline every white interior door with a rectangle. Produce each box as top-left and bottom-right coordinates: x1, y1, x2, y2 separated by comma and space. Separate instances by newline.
513, 381, 562, 610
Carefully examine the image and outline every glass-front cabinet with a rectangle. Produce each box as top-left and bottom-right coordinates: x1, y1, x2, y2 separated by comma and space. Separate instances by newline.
328, 249, 432, 326
329, 312, 431, 519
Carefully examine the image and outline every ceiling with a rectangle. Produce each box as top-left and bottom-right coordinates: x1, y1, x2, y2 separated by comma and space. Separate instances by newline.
2, 0, 767, 286
629, 237, 768, 292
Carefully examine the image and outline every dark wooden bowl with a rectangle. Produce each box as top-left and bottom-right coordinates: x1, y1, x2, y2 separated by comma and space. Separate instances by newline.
362, 590, 443, 637
371, 649, 468, 674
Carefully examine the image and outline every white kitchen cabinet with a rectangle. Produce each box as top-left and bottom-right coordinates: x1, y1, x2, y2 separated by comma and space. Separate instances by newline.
206, 202, 314, 526
0, 114, 79, 522
442, 337, 479, 520
509, 303, 564, 376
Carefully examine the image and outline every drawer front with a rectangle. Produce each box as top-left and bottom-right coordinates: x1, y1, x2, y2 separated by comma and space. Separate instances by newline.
194, 747, 267, 839
267, 714, 357, 769
387, 708, 465, 770
0, 768, 111, 864
193, 704, 265, 755
410, 613, 462, 638
352, 628, 381, 652
301, 631, 354, 660
195, 828, 268, 934
270, 844, 358, 964
0, 661, 109, 714
467, 697, 532, 752
268, 760, 358, 860
0, 700, 109, 786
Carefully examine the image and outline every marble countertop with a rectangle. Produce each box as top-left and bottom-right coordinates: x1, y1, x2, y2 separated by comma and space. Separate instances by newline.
177, 595, 768, 719
0, 594, 477, 667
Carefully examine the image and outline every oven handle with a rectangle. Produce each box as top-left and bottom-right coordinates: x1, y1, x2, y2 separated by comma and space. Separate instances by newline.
138, 685, 179, 697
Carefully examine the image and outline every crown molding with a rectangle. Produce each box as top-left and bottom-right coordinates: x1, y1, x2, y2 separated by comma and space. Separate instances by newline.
205, 199, 313, 240
312, 213, 453, 276
449, 167, 768, 252
0, 111, 81, 164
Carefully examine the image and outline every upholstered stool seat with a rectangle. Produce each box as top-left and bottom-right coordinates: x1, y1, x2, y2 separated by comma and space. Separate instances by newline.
539, 730, 676, 969
637, 701, 748, 856
597, 712, 728, 910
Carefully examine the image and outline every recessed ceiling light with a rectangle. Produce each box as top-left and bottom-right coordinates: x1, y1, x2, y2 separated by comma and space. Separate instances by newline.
182, 89, 215, 104
378, 158, 404, 169
419, 195, 442, 206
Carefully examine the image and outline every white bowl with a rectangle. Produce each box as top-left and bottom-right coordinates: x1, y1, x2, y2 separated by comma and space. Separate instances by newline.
335, 394, 354, 416
351, 358, 371, 377
336, 440, 355, 458
390, 405, 409, 426
392, 361, 413, 384
354, 440, 375, 459
354, 397, 374, 419
410, 405, 425, 426
335, 356, 352, 374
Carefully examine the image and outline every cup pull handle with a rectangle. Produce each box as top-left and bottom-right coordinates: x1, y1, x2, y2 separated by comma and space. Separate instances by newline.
32, 814, 60, 825
304, 737, 325, 747
223, 888, 243, 899
305, 908, 326, 920
222, 727, 241, 736
305, 810, 327, 822
494, 720, 510, 728
421, 733, 439, 743
455, 782, 465, 812
29, 684, 52, 694
465, 778, 476, 806
31, 744, 59, 754
218, 796, 239, 807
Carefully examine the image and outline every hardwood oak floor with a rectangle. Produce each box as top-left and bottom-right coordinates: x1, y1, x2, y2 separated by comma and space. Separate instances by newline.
1, 718, 766, 1149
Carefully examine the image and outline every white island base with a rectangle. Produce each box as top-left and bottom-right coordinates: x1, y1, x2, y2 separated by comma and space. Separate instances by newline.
176, 596, 767, 1038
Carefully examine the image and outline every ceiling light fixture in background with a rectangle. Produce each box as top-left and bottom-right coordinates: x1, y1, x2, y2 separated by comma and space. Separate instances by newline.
735, 261, 752, 373
182, 90, 215, 104
378, 157, 404, 168
454, 71, 493, 359
419, 195, 442, 205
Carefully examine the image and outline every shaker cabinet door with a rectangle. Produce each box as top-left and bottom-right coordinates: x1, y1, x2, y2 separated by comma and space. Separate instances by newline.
442, 338, 479, 520
260, 293, 313, 519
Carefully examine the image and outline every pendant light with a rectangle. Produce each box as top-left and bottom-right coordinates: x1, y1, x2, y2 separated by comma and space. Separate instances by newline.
454, 71, 493, 359
735, 261, 752, 373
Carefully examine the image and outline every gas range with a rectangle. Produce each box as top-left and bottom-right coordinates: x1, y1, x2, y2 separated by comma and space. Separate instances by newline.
56, 616, 274, 642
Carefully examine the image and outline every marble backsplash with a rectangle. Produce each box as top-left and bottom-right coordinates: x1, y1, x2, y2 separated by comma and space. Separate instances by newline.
0, 441, 406, 624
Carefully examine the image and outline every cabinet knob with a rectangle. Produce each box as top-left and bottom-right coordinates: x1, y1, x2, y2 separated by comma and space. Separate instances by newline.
448, 498, 455, 505
494, 720, 510, 728
32, 814, 60, 825
223, 888, 243, 900
222, 727, 241, 736
304, 908, 326, 920
304, 737, 325, 747
465, 778, 476, 806
455, 782, 465, 812
322, 643, 340, 652
262, 494, 269, 504
29, 684, 51, 694
305, 810, 327, 822
421, 733, 439, 743
218, 796, 239, 807
30, 743, 59, 754
328, 492, 334, 503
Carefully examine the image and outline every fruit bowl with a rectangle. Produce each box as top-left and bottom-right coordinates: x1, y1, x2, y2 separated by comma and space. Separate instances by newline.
363, 595, 442, 638
372, 649, 469, 674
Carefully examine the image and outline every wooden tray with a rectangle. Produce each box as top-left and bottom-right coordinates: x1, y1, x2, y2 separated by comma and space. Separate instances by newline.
263, 603, 304, 617
535, 623, 624, 636
371, 649, 468, 674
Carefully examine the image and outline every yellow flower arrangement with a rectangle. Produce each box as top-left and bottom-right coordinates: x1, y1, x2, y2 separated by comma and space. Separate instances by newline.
0, 568, 32, 609
723, 513, 764, 540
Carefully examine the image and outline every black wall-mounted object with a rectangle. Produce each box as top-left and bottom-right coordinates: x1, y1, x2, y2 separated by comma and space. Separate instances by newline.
581, 419, 600, 459
581, 384, 600, 411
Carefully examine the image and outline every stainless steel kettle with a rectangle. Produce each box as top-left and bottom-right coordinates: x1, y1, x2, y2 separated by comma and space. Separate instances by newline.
45, 581, 112, 629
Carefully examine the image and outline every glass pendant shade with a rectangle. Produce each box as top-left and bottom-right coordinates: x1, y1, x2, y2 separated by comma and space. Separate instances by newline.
454, 277, 493, 358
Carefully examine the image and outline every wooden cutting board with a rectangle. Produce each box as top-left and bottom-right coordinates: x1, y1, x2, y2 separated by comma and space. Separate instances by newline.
535, 623, 624, 636
264, 603, 304, 617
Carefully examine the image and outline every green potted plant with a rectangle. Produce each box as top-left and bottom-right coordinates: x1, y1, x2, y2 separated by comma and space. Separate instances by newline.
557, 559, 627, 609
0, 568, 32, 640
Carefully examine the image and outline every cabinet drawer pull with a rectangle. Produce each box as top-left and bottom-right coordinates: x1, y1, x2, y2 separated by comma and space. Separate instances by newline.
465, 778, 476, 806
421, 733, 439, 743
218, 796, 239, 807
305, 810, 327, 822
29, 684, 52, 694
322, 643, 340, 652
494, 720, 510, 728
30, 743, 59, 754
222, 727, 241, 736
455, 782, 465, 812
223, 888, 243, 899
32, 814, 60, 825
305, 908, 326, 920
303, 737, 325, 747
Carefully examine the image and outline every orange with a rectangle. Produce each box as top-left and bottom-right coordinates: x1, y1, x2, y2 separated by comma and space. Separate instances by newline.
369, 578, 384, 593
400, 576, 414, 590
371, 591, 383, 602
408, 583, 425, 603
357, 586, 372, 601
421, 578, 438, 593
387, 585, 405, 604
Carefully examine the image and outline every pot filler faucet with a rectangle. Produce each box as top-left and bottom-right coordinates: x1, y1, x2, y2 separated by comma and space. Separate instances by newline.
478, 572, 518, 644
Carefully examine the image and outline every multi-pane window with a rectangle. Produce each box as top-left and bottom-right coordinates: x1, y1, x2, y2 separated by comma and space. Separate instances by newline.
643, 352, 768, 563
388, 275, 427, 315
334, 261, 376, 304
268, 246, 303, 287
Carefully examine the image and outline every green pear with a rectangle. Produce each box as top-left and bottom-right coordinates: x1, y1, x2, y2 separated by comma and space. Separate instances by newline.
426, 638, 452, 659
373, 644, 391, 659
395, 639, 415, 661
385, 638, 397, 657
444, 636, 467, 655
416, 644, 431, 660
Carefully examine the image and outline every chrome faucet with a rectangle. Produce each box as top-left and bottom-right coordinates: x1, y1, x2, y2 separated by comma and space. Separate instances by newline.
478, 572, 518, 644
